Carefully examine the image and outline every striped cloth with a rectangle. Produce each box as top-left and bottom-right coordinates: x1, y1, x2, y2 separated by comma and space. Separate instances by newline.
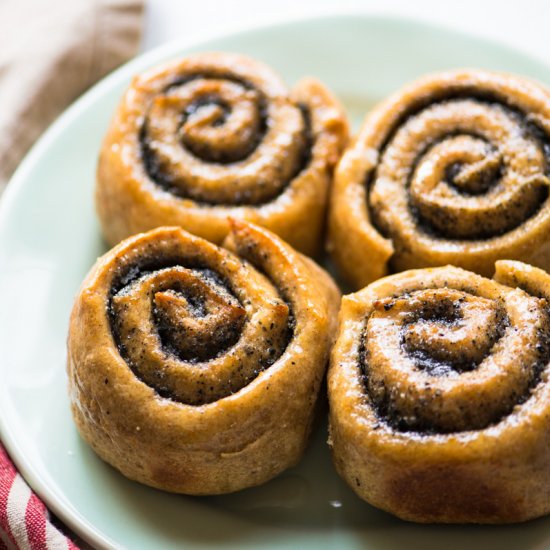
0, 445, 79, 550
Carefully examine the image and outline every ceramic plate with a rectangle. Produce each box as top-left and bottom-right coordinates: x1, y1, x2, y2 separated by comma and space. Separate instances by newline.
1, 14, 550, 550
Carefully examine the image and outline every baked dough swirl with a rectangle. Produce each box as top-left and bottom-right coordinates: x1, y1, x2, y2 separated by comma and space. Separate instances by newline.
97, 52, 348, 256
328, 261, 550, 523
329, 70, 550, 288
68, 221, 340, 494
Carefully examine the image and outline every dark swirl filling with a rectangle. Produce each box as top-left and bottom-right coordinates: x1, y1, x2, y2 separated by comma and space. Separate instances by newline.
139, 73, 312, 206
367, 89, 550, 242
107, 248, 293, 406
359, 287, 550, 434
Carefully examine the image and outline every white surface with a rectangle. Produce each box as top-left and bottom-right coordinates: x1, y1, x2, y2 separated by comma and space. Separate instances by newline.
143, 0, 550, 65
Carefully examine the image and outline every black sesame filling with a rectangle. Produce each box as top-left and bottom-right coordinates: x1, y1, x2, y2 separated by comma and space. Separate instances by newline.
358, 294, 550, 435
108, 254, 294, 405
138, 72, 313, 206
366, 90, 550, 242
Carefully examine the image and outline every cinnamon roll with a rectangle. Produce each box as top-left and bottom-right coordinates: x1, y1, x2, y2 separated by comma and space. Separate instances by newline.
67, 221, 340, 494
97, 52, 348, 257
329, 70, 550, 288
328, 261, 550, 523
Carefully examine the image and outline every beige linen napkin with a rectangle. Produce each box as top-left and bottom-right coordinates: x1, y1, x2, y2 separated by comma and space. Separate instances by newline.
0, 0, 144, 191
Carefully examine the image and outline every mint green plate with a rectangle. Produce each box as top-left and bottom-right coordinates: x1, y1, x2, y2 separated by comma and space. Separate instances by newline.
1, 14, 550, 550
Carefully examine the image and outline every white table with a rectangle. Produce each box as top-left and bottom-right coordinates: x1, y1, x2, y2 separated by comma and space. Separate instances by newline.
142, 0, 550, 66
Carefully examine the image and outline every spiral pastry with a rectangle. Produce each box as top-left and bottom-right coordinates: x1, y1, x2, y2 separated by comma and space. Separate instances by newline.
67, 221, 340, 494
96, 52, 348, 257
329, 69, 550, 288
328, 260, 550, 523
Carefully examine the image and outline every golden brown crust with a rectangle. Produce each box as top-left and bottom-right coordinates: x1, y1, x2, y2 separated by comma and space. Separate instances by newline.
328, 261, 550, 523
96, 52, 348, 257
328, 69, 550, 289
67, 221, 340, 494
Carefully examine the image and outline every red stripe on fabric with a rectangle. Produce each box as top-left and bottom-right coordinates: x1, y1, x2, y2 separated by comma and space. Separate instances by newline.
0, 446, 17, 547
0, 445, 79, 550
25, 493, 47, 550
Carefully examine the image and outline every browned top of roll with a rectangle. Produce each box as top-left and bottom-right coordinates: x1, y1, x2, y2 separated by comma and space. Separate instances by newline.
330, 69, 550, 287
330, 261, 550, 439
127, 52, 315, 206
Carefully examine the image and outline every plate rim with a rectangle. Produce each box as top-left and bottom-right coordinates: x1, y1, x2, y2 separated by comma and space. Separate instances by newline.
2, 11, 550, 549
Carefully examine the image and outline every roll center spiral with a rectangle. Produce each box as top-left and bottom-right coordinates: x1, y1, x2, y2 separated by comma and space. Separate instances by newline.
371, 99, 550, 240
397, 289, 503, 373
109, 256, 291, 406
362, 285, 549, 433
140, 73, 310, 206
